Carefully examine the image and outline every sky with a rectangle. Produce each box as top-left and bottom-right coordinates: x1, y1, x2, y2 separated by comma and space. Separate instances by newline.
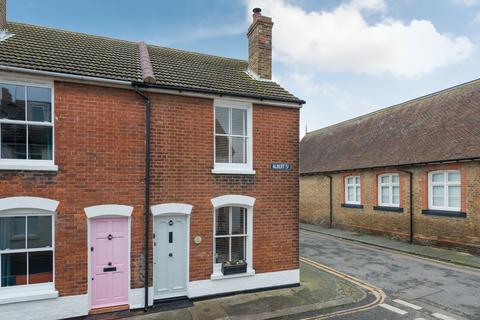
8, 0, 480, 137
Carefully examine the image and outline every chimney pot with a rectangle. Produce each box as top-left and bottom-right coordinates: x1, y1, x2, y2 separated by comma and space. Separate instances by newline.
247, 7, 273, 79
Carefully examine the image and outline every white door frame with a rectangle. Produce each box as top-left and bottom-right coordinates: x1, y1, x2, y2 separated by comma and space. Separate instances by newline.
84, 204, 133, 310
151, 203, 192, 299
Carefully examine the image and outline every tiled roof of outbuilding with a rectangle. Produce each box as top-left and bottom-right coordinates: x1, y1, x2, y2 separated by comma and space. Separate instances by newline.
0, 22, 303, 104
300, 79, 480, 174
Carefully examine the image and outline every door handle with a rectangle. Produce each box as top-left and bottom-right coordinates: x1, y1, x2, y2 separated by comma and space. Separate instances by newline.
169, 253, 173, 257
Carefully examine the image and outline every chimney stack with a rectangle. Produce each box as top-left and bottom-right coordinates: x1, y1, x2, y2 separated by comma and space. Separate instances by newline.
0, 0, 6, 33
247, 8, 273, 80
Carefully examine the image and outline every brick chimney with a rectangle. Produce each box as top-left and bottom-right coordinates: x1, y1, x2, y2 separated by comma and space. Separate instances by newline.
247, 8, 273, 80
0, 0, 6, 33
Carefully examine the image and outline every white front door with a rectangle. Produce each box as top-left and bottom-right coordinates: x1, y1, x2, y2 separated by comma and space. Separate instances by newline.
153, 215, 188, 299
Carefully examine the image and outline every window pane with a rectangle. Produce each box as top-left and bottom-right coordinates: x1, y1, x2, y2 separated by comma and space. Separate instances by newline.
355, 186, 360, 202
432, 172, 444, 182
347, 186, 354, 201
381, 187, 389, 203
28, 125, 53, 160
27, 87, 51, 122
28, 251, 53, 284
355, 177, 360, 184
215, 136, 229, 163
231, 108, 246, 136
432, 186, 444, 206
448, 186, 461, 208
381, 175, 389, 184
27, 216, 52, 248
231, 207, 246, 234
347, 177, 353, 185
215, 238, 229, 263
448, 171, 460, 182
0, 217, 26, 250
392, 186, 400, 204
231, 236, 245, 262
215, 207, 229, 236
1, 123, 27, 159
231, 137, 245, 164
392, 175, 399, 184
215, 107, 229, 135
0, 83, 25, 120
1, 252, 27, 287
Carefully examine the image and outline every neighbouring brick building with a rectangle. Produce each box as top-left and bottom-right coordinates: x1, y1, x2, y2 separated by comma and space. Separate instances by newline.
300, 79, 480, 254
0, 3, 304, 319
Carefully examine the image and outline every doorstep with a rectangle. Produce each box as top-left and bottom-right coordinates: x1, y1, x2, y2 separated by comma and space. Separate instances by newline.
113, 261, 367, 320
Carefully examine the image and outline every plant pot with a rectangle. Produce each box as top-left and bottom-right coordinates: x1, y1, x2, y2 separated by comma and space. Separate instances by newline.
222, 262, 247, 275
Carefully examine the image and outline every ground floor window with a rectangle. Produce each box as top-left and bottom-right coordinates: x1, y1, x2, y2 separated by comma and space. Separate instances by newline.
428, 170, 461, 211
0, 215, 53, 287
214, 206, 247, 264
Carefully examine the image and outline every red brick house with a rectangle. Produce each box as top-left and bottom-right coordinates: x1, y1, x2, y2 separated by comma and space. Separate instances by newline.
300, 79, 480, 254
0, 3, 304, 318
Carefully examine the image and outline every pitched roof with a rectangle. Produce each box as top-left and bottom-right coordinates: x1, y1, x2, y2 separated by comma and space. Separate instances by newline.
300, 79, 480, 174
0, 22, 303, 104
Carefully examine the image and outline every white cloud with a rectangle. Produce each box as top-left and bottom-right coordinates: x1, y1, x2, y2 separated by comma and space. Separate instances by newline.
245, 0, 475, 78
450, 0, 480, 6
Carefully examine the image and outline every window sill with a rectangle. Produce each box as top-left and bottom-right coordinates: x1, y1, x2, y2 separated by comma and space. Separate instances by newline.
211, 168, 256, 175
422, 209, 466, 218
373, 206, 404, 213
341, 203, 364, 209
0, 161, 58, 172
0, 287, 58, 305
210, 269, 256, 281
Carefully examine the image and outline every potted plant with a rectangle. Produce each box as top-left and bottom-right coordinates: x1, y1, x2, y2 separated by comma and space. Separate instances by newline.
221, 259, 247, 275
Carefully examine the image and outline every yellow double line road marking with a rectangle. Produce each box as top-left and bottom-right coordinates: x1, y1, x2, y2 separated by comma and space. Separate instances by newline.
300, 256, 386, 319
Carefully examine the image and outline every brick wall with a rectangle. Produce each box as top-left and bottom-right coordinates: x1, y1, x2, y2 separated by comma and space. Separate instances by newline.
149, 93, 299, 281
0, 80, 299, 297
300, 162, 480, 253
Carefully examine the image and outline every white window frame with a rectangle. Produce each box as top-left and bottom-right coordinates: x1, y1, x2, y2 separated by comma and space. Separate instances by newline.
211, 195, 255, 280
378, 173, 400, 207
428, 170, 461, 211
344, 176, 361, 205
0, 75, 57, 171
212, 99, 254, 175
0, 196, 59, 304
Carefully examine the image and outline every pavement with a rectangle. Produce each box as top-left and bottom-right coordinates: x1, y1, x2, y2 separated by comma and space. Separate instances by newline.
123, 261, 367, 320
300, 223, 480, 269
301, 228, 480, 320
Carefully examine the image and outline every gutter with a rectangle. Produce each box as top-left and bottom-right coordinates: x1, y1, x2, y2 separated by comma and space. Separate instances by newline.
0, 65, 304, 107
132, 80, 305, 105
399, 168, 414, 244
300, 156, 480, 176
133, 86, 151, 311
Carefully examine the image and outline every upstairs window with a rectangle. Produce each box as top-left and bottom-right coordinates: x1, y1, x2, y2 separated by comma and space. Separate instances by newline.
213, 100, 253, 174
345, 176, 361, 204
428, 170, 461, 211
0, 82, 53, 165
378, 174, 400, 207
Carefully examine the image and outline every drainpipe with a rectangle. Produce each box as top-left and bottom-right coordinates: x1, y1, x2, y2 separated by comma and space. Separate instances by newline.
134, 87, 151, 311
321, 174, 333, 228
399, 168, 413, 244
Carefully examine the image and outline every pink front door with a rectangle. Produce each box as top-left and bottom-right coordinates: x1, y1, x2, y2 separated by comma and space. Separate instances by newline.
91, 217, 129, 309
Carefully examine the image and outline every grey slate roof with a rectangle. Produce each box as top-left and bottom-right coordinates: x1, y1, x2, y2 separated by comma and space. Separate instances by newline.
300, 79, 480, 174
0, 22, 303, 104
